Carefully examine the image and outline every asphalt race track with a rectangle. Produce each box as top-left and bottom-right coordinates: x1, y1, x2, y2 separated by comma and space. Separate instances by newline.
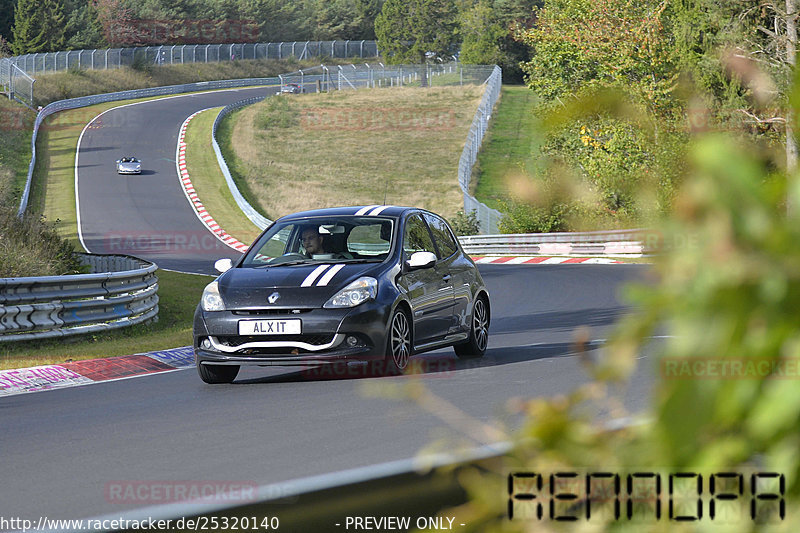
1, 263, 656, 521
2, 87, 657, 523
75, 86, 276, 274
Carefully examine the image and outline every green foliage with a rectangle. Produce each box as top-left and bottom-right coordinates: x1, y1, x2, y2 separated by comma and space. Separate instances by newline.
431, 65, 800, 533
375, 0, 459, 63
11, 0, 66, 54
0, 210, 84, 277
449, 209, 481, 235
0, 0, 14, 44
255, 96, 299, 130
311, 0, 384, 40
458, 0, 505, 65
497, 198, 567, 233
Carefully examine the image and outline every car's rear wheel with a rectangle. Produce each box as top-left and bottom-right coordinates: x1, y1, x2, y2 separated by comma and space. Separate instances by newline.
384, 307, 412, 374
198, 363, 239, 384
454, 295, 489, 358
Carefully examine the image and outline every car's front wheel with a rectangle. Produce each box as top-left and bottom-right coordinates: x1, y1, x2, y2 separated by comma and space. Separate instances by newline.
454, 295, 489, 358
383, 307, 412, 374
198, 363, 239, 384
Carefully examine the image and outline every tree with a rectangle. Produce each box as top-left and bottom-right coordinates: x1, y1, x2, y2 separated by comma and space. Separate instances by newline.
311, 0, 384, 40
63, 0, 104, 49
375, 0, 458, 63
11, 0, 66, 54
518, 0, 676, 110
0, 0, 14, 45
458, 0, 505, 65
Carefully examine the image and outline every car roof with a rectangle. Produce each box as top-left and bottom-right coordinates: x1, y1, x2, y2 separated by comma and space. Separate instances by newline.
278, 205, 418, 221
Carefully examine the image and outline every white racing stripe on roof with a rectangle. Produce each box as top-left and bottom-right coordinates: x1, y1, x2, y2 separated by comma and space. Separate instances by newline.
355, 205, 381, 216
316, 264, 345, 286
301, 264, 331, 287
368, 205, 392, 216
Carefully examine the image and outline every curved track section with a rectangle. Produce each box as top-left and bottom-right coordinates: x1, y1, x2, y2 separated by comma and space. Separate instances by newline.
76, 87, 275, 274
1, 264, 654, 520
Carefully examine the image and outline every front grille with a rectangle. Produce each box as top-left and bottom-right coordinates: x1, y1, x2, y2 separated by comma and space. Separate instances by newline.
232, 309, 314, 316
217, 334, 335, 347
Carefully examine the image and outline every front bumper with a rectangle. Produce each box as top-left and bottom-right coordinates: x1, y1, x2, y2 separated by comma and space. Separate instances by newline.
118, 168, 141, 174
193, 301, 390, 367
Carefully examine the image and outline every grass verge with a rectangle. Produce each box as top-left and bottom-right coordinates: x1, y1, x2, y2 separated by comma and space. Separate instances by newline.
0, 98, 36, 207
0, 269, 210, 371
183, 108, 262, 245
472, 85, 541, 210
224, 85, 484, 220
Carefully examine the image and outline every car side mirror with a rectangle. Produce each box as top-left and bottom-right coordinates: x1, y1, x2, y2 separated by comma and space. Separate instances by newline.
214, 258, 233, 273
406, 251, 436, 270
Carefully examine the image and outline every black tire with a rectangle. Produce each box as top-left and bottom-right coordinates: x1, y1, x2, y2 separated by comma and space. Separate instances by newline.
454, 295, 489, 358
198, 363, 239, 384
383, 307, 412, 375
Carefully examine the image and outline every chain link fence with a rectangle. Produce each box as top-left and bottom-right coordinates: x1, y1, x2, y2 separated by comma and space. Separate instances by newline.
1, 58, 36, 109
3, 40, 377, 78
459, 66, 503, 234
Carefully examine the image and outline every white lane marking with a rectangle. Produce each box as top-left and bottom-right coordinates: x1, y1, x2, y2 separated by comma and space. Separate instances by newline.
368, 205, 392, 216
540, 257, 569, 264
301, 264, 331, 287
473, 257, 497, 263
355, 205, 380, 216
505, 257, 530, 264
316, 264, 345, 286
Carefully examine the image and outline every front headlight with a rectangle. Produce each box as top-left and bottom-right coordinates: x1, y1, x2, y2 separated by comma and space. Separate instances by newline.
201, 281, 225, 311
323, 277, 377, 308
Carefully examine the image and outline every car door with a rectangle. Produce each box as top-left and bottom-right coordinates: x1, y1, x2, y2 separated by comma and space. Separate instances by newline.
398, 214, 454, 346
424, 213, 470, 335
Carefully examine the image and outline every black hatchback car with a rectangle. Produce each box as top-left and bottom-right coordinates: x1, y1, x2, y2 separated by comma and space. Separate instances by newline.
193, 206, 490, 383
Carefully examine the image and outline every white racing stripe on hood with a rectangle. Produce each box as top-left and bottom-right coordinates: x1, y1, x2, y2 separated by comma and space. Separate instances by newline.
368, 205, 392, 216
355, 205, 381, 216
301, 264, 331, 287
316, 264, 345, 286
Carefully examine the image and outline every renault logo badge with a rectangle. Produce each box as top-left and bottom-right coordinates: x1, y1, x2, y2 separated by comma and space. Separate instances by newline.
268, 292, 280, 304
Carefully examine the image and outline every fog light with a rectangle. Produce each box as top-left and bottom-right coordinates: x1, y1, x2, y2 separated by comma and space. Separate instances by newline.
346, 335, 359, 347
201, 338, 212, 349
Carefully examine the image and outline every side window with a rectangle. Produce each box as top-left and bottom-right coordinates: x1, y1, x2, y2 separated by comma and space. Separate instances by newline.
403, 215, 437, 259
424, 214, 458, 259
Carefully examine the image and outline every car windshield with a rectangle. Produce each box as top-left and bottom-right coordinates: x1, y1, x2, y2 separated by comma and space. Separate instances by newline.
240, 216, 394, 267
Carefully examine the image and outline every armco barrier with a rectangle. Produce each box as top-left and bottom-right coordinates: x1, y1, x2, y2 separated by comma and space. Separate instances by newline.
211, 96, 271, 230
0, 254, 158, 342
459, 230, 649, 256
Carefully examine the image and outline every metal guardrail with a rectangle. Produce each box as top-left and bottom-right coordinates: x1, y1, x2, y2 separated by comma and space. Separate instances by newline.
458, 230, 649, 256
212, 96, 272, 231
0, 254, 158, 342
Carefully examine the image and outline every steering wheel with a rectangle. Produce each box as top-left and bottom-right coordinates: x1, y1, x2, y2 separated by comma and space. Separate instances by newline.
267, 253, 307, 265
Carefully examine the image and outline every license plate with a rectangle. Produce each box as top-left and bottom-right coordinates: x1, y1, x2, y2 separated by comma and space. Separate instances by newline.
238, 319, 301, 335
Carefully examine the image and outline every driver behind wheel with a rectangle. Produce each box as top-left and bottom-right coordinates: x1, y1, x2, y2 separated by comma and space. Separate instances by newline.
299, 225, 352, 259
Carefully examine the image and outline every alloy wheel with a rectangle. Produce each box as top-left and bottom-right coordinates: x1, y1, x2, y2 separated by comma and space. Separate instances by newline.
390, 311, 411, 370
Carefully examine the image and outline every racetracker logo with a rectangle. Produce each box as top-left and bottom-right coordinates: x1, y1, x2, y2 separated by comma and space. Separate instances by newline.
661, 357, 800, 380
300, 107, 456, 131
104, 481, 258, 504
102, 231, 235, 254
